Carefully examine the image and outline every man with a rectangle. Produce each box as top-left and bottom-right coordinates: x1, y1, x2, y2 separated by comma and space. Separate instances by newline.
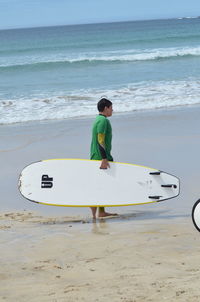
90, 98, 117, 219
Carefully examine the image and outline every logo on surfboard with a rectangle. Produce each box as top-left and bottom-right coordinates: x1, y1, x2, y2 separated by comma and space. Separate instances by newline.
41, 175, 53, 188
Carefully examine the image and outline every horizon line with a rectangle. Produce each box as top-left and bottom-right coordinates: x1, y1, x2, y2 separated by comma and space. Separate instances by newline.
0, 15, 200, 31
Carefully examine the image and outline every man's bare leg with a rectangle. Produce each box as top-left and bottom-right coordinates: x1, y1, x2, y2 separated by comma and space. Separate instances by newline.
98, 207, 118, 218
90, 207, 97, 219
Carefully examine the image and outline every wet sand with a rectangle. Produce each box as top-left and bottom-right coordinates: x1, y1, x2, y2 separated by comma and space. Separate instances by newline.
0, 106, 200, 216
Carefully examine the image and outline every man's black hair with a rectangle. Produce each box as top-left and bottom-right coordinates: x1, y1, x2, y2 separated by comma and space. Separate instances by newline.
97, 98, 112, 112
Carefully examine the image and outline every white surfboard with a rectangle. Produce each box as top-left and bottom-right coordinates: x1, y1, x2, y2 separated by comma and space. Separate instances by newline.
192, 199, 200, 232
18, 159, 180, 207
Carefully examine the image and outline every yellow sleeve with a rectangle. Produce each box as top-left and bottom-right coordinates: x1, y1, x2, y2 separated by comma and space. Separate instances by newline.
97, 133, 107, 159
98, 133, 105, 146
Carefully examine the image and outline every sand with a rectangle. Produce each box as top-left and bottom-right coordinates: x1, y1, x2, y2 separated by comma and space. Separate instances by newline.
0, 212, 200, 302
1, 106, 200, 301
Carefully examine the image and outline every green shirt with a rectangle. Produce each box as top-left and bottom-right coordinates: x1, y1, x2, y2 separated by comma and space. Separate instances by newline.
90, 114, 113, 161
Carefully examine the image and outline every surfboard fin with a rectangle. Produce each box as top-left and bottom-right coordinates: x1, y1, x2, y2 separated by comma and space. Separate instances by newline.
149, 171, 162, 175
161, 184, 177, 189
148, 195, 162, 200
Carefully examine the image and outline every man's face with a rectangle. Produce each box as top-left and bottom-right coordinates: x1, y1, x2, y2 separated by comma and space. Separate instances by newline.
105, 105, 113, 117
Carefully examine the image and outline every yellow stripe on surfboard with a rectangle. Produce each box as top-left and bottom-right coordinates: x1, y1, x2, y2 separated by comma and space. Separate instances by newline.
36, 200, 158, 207
42, 158, 158, 171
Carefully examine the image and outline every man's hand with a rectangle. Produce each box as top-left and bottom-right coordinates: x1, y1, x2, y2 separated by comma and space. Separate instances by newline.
100, 159, 110, 169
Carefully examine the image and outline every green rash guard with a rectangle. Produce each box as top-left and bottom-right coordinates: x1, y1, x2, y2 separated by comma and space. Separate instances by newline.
90, 114, 113, 161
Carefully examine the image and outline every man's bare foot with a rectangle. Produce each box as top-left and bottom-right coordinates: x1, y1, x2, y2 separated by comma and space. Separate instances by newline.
98, 211, 118, 218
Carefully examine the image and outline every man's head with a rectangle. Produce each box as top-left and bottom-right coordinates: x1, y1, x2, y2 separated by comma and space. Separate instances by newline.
97, 98, 113, 117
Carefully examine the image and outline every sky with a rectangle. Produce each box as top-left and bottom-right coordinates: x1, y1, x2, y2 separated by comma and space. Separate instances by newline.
0, 0, 200, 29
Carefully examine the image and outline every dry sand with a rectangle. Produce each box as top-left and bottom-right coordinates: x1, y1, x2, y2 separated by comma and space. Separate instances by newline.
0, 212, 200, 302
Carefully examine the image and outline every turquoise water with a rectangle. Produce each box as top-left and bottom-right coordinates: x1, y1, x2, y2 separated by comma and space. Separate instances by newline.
1, 18, 200, 124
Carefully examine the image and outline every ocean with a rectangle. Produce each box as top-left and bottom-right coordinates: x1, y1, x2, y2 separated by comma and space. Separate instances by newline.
1, 17, 200, 125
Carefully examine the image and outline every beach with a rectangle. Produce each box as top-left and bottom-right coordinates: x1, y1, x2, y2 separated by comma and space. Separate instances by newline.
1, 106, 200, 301
1, 213, 200, 302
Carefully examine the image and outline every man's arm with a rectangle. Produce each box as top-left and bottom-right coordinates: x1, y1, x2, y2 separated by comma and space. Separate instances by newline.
97, 133, 110, 169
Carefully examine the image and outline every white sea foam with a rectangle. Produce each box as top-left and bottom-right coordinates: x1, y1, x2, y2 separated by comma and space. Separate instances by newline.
1, 46, 200, 68
178, 16, 200, 20
1, 79, 200, 125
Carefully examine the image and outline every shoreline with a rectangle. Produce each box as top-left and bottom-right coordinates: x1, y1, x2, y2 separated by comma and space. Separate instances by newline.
1, 102, 200, 129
